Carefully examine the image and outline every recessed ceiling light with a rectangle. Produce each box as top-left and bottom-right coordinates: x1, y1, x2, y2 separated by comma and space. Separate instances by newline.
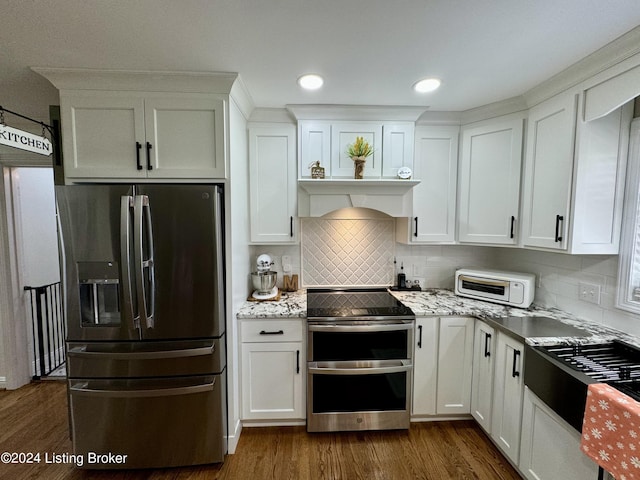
414, 78, 441, 93
298, 74, 324, 90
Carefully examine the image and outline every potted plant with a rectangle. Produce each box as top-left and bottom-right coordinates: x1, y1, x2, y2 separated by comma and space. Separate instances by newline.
346, 136, 374, 179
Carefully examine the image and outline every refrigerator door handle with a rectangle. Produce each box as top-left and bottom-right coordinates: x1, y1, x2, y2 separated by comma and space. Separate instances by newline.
120, 195, 139, 330
70, 379, 215, 398
134, 195, 155, 330
67, 343, 215, 359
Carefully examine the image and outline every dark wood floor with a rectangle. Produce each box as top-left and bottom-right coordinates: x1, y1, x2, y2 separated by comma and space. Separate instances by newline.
0, 381, 522, 479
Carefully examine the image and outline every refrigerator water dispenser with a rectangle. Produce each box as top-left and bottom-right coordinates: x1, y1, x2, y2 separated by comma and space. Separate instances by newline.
78, 261, 121, 326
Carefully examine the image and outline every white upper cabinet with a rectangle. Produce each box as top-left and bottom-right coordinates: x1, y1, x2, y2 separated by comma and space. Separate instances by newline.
249, 124, 298, 244
396, 125, 458, 244
143, 97, 225, 179
331, 122, 383, 178
298, 120, 414, 179
522, 91, 632, 253
299, 121, 331, 178
521, 93, 577, 250
458, 113, 524, 245
381, 123, 415, 178
60, 92, 226, 180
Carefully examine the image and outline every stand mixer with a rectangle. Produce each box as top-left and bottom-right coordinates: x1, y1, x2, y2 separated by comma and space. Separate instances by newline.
250, 254, 278, 300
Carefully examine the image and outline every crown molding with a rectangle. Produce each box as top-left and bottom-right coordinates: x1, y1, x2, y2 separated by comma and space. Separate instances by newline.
32, 67, 239, 95
286, 104, 428, 122
524, 25, 640, 108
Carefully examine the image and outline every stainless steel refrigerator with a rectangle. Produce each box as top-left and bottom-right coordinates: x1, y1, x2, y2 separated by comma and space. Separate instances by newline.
56, 184, 227, 469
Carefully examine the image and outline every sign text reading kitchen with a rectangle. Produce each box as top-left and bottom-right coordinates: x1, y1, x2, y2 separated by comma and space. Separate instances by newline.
0, 124, 52, 156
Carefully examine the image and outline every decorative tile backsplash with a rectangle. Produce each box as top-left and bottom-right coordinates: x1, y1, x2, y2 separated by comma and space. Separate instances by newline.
301, 218, 395, 287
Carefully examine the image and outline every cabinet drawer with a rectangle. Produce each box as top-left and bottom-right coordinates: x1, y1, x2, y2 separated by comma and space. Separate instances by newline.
241, 320, 304, 342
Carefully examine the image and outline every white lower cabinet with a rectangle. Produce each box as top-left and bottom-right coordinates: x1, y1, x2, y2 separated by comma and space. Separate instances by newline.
470, 320, 495, 432
436, 317, 475, 415
491, 332, 524, 465
519, 387, 598, 480
412, 316, 474, 417
412, 317, 438, 416
240, 319, 305, 421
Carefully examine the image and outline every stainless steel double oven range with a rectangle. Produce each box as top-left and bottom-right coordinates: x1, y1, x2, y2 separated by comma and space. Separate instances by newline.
306, 288, 415, 432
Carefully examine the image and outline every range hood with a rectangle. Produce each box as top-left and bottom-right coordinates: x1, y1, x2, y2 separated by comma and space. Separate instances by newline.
297, 179, 420, 217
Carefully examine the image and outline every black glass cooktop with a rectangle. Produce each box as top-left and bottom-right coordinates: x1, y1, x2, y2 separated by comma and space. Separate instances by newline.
306, 288, 415, 320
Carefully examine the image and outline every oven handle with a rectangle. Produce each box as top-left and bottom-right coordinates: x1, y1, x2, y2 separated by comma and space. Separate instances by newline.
307, 359, 412, 375
307, 323, 414, 333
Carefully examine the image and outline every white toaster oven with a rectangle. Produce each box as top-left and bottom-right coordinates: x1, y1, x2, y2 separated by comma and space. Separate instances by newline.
454, 268, 535, 308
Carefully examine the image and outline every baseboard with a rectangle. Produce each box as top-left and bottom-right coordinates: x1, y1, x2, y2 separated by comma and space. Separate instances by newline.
410, 414, 473, 423
241, 419, 306, 427
0, 376, 6, 390
227, 418, 242, 454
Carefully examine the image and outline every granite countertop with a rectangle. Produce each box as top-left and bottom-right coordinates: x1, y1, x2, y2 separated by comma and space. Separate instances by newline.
236, 289, 307, 318
236, 287, 640, 349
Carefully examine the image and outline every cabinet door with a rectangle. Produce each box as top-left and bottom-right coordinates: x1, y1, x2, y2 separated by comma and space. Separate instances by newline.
331, 122, 383, 178
436, 317, 474, 414
60, 93, 146, 179
522, 93, 578, 249
470, 320, 495, 433
403, 126, 458, 243
382, 123, 414, 178
491, 333, 524, 464
519, 387, 598, 480
412, 317, 438, 416
299, 121, 331, 178
459, 115, 523, 244
249, 125, 298, 243
241, 342, 304, 420
144, 97, 225, 179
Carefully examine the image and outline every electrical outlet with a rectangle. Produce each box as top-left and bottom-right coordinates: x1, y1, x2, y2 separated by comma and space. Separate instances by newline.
282, 256, 292, 274
579, 282, 601, 305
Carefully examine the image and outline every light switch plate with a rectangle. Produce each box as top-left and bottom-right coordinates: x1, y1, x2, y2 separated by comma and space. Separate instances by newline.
579, 282, 601, 305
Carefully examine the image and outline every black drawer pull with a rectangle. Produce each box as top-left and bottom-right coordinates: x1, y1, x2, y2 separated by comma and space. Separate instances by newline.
296, 350, 300, 374
136, 142, 143, 170
510, 216, 515, 239
259, 330, 284, 335
146, 142, 153, 170
417, 324, 423, 349
414, 217, 418, 238
484, 332, 491, 357
290, 216, 294, 237
512, 349, 521, 378
554, 215, 564, 242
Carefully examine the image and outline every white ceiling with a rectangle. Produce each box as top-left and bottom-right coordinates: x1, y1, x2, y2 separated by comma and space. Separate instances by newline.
1, 0, 640, 122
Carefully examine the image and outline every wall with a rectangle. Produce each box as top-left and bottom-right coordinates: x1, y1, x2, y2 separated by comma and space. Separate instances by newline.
496, 248, 640, 336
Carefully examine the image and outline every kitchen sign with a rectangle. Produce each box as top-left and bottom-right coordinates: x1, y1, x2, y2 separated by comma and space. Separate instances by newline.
0, 124, 52, 156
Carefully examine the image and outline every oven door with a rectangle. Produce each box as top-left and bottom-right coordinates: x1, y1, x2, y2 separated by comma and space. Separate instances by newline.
306, 321, 413, 432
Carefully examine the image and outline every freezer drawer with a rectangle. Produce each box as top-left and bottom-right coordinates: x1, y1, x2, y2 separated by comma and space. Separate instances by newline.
68, 372, 227, 469
67, 338, 225, 378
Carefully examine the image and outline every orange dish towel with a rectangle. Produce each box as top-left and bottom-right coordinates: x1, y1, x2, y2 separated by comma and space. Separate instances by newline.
581, 383, 640, 479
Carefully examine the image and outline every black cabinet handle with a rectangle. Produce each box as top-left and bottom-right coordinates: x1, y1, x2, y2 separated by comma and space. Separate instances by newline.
414, 217, 418, 238
296, 350, 300, 374
259, 330, 284, 335
146, 142, 153, 170
290, 216, 293, 237
512, 349, 521, 378
417, 324, 423, 349
484, 332, 492, 357
136, 142, 143, 170
554, 215, 564, 242
510, 216, 515, 239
